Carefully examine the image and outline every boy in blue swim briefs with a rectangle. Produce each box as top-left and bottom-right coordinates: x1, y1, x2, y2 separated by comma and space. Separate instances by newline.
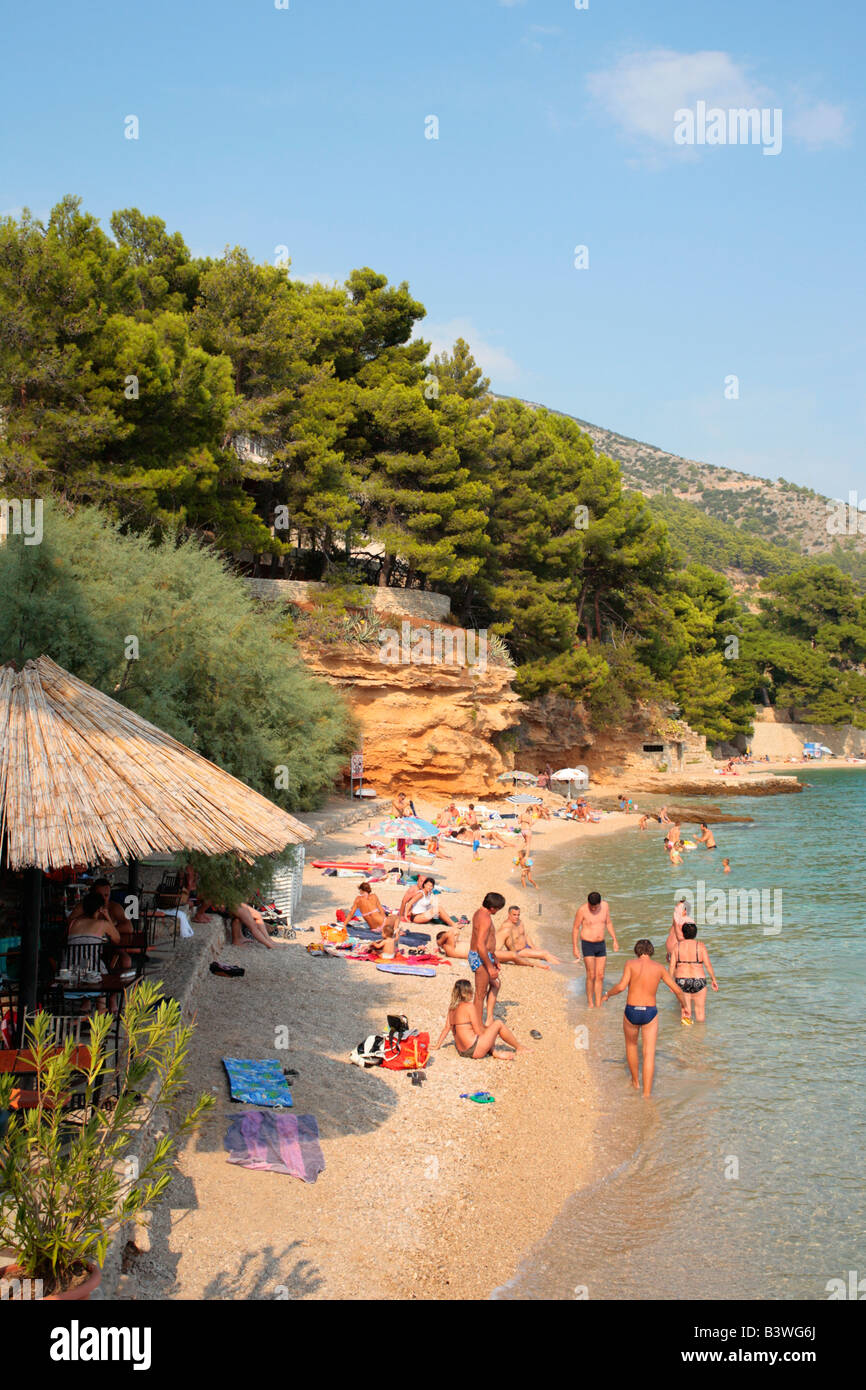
601, 940, 687, 1097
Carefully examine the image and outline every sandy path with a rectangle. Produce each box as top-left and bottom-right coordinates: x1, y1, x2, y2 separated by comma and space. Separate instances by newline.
128, 802, 637, 1300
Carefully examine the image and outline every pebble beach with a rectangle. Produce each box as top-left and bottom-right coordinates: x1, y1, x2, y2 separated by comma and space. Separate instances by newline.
122, 801, 639, 1300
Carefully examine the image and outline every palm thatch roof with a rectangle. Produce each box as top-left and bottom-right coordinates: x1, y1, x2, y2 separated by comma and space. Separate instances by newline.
0, 656, 314, 871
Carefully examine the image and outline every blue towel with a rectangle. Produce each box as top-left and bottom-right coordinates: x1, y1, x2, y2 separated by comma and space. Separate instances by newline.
222, 1057, 293, 1107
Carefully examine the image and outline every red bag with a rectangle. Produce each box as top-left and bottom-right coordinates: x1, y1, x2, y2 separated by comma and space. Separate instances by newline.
381, 1032, 429, 1070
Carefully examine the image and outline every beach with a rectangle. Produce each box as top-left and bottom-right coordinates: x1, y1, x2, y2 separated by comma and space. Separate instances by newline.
122, 802, 639, 1300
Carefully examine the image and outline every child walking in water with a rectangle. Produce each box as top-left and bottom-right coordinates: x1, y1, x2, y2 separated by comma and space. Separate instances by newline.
516, 847, 537, 889
601, 940, 687, 1096
433, 980, 530, 1060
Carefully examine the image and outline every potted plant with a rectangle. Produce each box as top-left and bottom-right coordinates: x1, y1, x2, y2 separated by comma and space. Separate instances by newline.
0, 979, 214, 1300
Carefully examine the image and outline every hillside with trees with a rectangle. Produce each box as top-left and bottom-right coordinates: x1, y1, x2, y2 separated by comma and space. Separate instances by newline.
2, 197, 865, 754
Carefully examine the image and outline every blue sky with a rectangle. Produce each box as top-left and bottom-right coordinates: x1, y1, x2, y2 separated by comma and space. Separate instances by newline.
3, 0, 864, 497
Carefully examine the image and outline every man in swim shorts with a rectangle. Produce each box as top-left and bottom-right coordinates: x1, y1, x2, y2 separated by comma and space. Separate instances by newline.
601, 940, 688, 1096
469, 892, 506, 1025
496, 905, 560, 967
697, 822, 717, 850
572, 891, 618, 1006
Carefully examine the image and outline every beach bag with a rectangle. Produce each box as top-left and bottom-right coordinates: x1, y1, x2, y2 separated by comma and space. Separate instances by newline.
382, 1032, 429, 1071
350, 1034, 388, 1068
320, 924, 348, 945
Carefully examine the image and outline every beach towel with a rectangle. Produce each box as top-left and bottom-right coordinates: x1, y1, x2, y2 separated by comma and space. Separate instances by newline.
376, 962, 437, 977
222, 1057, 294, 1107
224, 1111, 324, 1181
346, 950, 444, 967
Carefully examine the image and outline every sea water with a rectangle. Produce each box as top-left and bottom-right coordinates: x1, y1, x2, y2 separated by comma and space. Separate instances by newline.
495, 770, 866, 1301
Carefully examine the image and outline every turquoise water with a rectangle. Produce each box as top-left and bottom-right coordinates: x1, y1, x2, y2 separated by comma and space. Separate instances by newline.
496, 770, 866, 1301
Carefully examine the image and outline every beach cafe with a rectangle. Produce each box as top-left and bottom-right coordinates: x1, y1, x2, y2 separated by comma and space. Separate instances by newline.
0, 655, 312, 1102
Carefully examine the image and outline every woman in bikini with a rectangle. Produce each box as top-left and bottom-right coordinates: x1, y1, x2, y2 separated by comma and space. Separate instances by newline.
672, 921, 719, 1024
433, 979, 529, 1060
346, 883, 388, 931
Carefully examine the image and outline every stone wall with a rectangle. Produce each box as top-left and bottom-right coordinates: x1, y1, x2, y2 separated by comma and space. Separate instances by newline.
246, 578, 451, 621
750, 708, 866, 758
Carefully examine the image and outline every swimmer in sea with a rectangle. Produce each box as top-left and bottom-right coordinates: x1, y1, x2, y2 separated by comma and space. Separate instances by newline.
601, 940, 688, 1096
722, 857, 731, 873
696, 822, 717, 850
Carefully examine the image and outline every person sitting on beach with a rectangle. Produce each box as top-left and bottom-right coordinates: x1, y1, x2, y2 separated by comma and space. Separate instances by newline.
496, 906, 560, 968
456, 805, 509, 848
658, 806, 672, 825
601, 940, 687, 1096
227, 901, 285, 949
398, 876, 459, 931
436, 802, 460, 835
515, 847, 537, 889
572, 891, 618, 1006
696, 822, 717, 850
366, 920, 399, 961
433, 979, 528, 1061
67, 889, 131, 973
671, 922, 719, 1025
346, 883, 388, 932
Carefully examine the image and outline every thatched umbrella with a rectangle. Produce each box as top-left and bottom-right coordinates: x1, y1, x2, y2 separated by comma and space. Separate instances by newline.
0, 656, 314, 1034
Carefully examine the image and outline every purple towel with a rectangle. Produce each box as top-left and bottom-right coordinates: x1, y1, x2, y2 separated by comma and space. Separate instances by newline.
224, 1111, 325, 1182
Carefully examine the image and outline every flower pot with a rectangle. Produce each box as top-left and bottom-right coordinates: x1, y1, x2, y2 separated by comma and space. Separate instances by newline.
0, 1259, 102, 1301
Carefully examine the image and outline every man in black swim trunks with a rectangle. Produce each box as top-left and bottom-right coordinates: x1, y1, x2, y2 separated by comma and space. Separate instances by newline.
572, 891, 619, 1007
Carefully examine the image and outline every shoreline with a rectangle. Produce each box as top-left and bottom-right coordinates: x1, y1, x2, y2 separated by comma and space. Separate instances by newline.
129, 802, 641, 1300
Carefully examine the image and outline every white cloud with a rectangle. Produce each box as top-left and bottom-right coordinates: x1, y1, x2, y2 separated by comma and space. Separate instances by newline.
587, 49, 766, 148
586, 49, 850, 156
419, 317, 519, 382
788, 101, 850, 149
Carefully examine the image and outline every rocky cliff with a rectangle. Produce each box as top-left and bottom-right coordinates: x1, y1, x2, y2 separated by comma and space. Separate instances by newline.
299, 640, 523, 797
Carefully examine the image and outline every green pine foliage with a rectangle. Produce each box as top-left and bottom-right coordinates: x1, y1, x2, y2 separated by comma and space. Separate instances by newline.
0, 501, 357, 808
2, 198, 864, 746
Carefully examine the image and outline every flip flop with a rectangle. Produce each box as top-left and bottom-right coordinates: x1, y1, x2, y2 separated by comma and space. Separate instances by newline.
530, 1029, 543, 1040
460, 1090, 495, 1104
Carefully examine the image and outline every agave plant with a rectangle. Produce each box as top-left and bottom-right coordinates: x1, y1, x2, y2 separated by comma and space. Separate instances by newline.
0, 981, 214, 1295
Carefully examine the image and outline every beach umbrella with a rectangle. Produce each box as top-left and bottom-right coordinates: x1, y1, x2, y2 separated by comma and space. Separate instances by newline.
375, 817, 429, 841
506, 794, 543, 805
406, 815, 439, 837
0, 655, 315, 1041
551, 767, 589, 783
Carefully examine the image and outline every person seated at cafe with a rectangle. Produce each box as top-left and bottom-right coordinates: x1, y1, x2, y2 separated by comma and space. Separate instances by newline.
69, 877, 134, 944
67, 889, 131, 972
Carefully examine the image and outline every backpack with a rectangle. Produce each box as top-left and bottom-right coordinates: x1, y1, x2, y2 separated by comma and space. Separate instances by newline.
350, 1034, 388, 1068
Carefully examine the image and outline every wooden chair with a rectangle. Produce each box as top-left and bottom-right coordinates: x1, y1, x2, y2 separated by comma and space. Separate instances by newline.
154, 873, 185, 948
